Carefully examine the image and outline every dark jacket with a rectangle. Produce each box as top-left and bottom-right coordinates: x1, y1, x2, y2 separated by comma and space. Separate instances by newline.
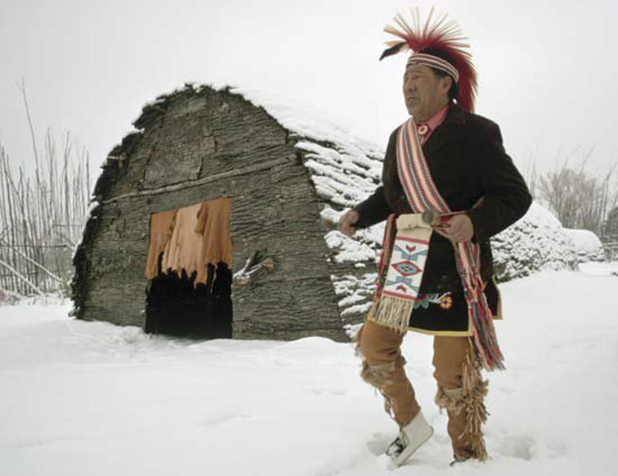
353, 104, 532, 293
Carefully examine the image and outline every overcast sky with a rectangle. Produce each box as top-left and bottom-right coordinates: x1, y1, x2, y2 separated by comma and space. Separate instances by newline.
1, 0, 617, 184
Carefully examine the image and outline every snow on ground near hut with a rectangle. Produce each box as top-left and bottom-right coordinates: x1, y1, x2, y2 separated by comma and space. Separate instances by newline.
1, 264, 618, 476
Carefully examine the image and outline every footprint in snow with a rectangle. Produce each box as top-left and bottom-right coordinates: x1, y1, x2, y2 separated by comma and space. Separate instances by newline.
495, 432, 568, 460
198, 413, 269, 428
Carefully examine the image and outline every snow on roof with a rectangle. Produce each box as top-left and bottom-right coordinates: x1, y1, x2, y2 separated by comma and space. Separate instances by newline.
220, 85, 384, 208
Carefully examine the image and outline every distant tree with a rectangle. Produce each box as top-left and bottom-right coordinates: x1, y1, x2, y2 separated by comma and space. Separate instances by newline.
604, 206, 618, 236
537, 151, 617, 234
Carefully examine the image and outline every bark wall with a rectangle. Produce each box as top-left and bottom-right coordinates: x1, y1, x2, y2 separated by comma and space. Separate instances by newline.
72, 86, 346, 341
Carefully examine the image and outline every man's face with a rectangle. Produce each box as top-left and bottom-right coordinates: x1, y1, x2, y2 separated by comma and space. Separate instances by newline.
402, 64, 451, 121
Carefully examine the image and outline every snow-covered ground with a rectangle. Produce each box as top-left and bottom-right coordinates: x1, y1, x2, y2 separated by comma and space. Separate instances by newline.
2, 263, 618, 476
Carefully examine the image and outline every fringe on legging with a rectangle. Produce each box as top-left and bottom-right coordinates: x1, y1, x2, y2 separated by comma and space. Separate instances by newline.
434, 337, 489, 461
353, 325, 405, 425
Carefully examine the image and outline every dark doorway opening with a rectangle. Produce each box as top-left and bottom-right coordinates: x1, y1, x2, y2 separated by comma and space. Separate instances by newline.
145, 261, 232, 339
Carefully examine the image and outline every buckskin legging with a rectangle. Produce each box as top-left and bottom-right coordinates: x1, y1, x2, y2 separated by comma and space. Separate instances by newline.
354, 318, 489, 461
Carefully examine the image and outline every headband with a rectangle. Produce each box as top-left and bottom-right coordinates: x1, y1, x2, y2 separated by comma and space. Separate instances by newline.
407, 52, 460, 83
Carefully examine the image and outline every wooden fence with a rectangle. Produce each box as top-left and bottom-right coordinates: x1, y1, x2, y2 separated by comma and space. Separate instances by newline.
0, 133, 90, 297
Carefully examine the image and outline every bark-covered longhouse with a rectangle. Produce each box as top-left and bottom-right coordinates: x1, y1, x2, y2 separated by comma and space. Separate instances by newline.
71, 83, 385, 342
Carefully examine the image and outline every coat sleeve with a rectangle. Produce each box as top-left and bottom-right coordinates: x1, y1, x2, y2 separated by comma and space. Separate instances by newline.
352, 129, 398, 229
465, 122, 532, 243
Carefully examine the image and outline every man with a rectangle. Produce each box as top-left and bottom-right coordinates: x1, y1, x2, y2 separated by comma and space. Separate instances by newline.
338, 9, 532, 468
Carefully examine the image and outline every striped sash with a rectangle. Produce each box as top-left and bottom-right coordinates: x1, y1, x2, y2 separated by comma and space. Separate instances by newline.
369, 118, 505, 371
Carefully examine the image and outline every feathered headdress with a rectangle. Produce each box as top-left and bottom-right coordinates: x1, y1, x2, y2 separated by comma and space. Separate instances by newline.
380, 7, 478, 112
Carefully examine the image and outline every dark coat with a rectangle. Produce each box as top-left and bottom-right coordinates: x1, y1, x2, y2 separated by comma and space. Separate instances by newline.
353, 104, 532, 294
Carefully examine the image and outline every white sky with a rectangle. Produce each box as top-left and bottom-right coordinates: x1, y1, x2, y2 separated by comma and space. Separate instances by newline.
1, 0, 617, 183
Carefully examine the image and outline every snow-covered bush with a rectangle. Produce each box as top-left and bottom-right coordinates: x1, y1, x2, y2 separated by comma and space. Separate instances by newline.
492, 202, 579, 281
563, 229, 605, 262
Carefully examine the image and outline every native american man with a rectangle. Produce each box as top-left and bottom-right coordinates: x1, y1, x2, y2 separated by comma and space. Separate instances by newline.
338, 9, 532, 467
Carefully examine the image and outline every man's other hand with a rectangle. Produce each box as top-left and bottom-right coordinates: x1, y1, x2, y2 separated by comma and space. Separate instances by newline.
444, 214, 474, 243
338, 209, 359, 238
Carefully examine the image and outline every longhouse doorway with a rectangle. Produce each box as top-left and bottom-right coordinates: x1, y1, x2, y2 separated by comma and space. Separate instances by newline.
144, 197, 233, 339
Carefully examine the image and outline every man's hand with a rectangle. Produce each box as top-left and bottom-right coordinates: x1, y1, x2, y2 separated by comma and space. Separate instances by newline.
338, 209, 359, 238
443, 214, 474, 243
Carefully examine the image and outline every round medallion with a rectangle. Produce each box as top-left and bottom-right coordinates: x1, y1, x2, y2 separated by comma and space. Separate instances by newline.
421, 210, 435, 225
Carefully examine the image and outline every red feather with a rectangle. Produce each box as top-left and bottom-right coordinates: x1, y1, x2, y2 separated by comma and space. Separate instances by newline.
382, 7, 478, 113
